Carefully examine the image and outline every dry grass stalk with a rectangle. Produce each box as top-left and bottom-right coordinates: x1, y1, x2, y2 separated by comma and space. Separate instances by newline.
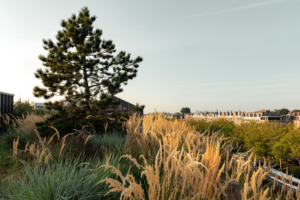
48, 126, 60, 144
59, 132, 76, 158
21, 129, 62, 165
84, 135, 94, 145
0, 113, 50, 136
13, 137, 19, 157
100, 113, 278, 199
105, 122, 108, 133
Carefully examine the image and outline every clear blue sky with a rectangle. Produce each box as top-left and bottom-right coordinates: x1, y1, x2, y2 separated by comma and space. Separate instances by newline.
0, 0, 299, 113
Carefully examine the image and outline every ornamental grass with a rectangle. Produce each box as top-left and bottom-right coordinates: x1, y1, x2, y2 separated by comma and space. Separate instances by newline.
2, 112, 300, 199
1, 124, 124, 199
100, 112, 300, 200
0, 113, 51, 136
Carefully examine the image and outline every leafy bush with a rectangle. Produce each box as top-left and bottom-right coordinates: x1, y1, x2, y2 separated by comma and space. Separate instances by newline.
187, 118, 235, 137
229, 121, 299, 160
13, 97, 35, 118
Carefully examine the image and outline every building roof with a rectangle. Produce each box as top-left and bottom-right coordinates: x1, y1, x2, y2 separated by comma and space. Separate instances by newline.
35, 96, 133, 108
35, 103, 45, 107
0, 91, 14, 96
35, 102, 68, 107
113, 96, 134, 106
262, 112, 281, 117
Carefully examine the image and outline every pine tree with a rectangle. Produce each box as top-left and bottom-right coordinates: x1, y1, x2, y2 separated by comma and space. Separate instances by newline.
33, 7, 143, 136
129, 103, 145, 115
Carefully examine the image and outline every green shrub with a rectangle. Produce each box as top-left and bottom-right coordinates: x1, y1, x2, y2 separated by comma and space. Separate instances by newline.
187, 118, 235, 137
13, 97, 35, 118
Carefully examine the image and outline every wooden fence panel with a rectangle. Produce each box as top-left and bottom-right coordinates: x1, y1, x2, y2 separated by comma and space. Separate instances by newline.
0, 91, 14, 134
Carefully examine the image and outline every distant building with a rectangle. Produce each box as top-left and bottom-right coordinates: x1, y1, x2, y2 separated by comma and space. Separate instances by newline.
35, 96, 135, 113
34, 102, 68, 110
293, 113, 300, 129
185, 109, 293, 126
35, 103, 46, 109
113, 96, 134, 113
163, 114, 184, 119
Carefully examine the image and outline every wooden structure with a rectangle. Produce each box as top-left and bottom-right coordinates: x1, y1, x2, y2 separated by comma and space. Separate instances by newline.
0, 91, 14, 134
113, 96, 134, 113
266, 168, 300, 191
225, 181, 241, 200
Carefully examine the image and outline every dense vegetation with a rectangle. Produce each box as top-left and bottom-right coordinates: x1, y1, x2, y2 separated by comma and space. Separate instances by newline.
1, 112, 299, 199
13, 97, 56, 118
187, 118, 235, 137
274, 108, 290, 115
180, 107, 191, 115
230, 122, 300, 162
186, 118, 300, 163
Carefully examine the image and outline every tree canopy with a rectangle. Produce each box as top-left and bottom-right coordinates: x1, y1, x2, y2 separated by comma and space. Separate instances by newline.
33, 7, 143, 136
130, 103, 145, 115
180, 107, 191, 115
275, 108, 290, 115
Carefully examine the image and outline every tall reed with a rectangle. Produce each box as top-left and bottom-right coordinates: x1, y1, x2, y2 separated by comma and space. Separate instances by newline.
0, 112, 50, 137
100, 112, 299, 200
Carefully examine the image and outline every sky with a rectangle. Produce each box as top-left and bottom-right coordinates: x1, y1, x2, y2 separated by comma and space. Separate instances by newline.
0, 0, 299, 113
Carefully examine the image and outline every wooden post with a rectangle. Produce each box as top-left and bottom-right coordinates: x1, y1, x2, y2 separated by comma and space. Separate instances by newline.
226, 181, 241, 200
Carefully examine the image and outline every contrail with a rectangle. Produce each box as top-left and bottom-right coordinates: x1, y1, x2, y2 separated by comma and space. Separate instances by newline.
147, 83, 291, 95
108, 0, 289, 34
180, 0, 287, 20
127, 79, 290, 89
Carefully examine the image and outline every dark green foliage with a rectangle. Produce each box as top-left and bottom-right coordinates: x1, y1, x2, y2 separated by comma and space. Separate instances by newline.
2, 135, 28, 150
180, 107, 190, 115
64, 134, 113, 161
32, 7, 143, 137
13, 97, 56, 119
0, 129, 35, 150
130, 103, 145, 115
187, 118, 235, 137
274, 108, 290, 115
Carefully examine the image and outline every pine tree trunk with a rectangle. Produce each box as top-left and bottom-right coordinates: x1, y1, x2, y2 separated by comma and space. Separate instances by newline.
82, 58, 91, 111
